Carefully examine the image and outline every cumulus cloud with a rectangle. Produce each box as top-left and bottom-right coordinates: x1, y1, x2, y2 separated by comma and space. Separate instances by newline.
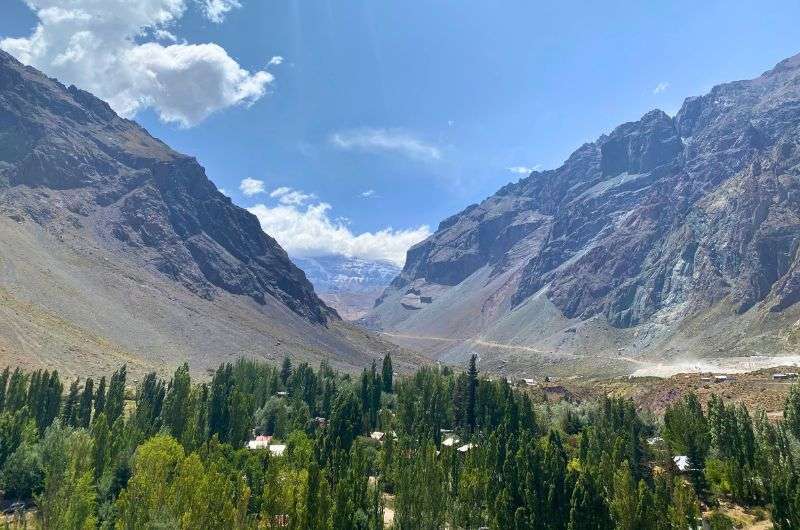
507, 165, 540, 175
360, 189, 376, 198
267, 55, 284, 66
1, 0, 272, 127
330, 128, 442, 161
199, 0, 241, 23
239, 177, 265, 196
653, 81, 669, 94
248, 193, 430, 266
270, 186, 315, 206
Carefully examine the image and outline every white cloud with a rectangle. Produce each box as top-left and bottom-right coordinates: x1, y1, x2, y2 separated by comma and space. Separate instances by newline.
153, 29, 178, 42
239, 177, 265, 196
198, 0, 241, 23
360, 189, 376, 198
653, 81, 669, 94
268, 55, 284, 66
270, 186, 314, 206
248, 193, 430, 266
1, 0, 272, 127
507, 165, 540, 175
330, 128, 442, 161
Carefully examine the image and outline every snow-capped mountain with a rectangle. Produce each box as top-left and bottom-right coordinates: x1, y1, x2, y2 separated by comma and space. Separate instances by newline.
293, 255, 400, 320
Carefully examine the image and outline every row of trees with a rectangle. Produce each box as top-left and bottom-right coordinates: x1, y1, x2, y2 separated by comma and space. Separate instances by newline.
1, 354, 799, 528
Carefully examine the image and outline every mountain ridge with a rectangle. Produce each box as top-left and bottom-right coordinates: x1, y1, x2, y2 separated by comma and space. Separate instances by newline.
366, 51, 800, 375
0, 49, 424, 377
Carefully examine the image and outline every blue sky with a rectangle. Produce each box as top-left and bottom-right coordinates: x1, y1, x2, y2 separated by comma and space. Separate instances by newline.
2, 0, 800, 265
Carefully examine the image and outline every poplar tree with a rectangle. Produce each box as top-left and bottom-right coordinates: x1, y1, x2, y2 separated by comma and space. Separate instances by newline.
77, 377, 94, 428
382, 353, 393, 393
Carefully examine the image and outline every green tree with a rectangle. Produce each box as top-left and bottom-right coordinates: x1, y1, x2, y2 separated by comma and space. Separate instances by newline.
466, 354, 478, 434
77, 377, 94, 428
115, 434, 251, 529
37, 422, 97, 530
280, 356, 293, 387
395, 442, 447, 530
382, 353, 393, 393
668, 478, 700, 530
162, 363, 192, 442
105, 365, 127, 424
610, 463, 638, 530
93, 376, 107, 421
0, 439, 43, 500
0, 366, 9, 412
785, 382, 800, 439
567, 472, 612, 530
61, 378, 81, 427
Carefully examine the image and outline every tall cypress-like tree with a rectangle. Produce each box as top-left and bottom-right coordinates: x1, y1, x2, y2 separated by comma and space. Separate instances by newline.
93, 376, 106, 421
567, 472, 612, 530
208, 363, 234, 442
382, 353, 393, 393
785, 383, 800, 439
77, 377, 94, 428
5, 368, 28, 413
40, 371, 62, 433
162, 363, 191, 442
466, 354, 478, 434
0, 366, 9, 412
134, 372, 165, 437
280, 356, 293, 387
105, 365, 127, 424
61, 378, 81, 427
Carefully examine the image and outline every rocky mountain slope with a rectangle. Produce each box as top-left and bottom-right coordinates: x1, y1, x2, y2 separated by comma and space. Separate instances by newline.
365, 52, 800, 377
293, 256, 399, 320
0, 49, 419, 377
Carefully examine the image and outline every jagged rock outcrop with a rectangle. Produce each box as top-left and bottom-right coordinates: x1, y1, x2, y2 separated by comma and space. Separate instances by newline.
367, 53, 800, 371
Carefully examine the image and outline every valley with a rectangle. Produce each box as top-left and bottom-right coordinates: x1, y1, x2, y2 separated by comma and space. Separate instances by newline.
2, 3, 800, 528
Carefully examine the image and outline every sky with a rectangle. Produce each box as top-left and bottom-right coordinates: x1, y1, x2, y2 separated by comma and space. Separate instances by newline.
2, 1, 800, 266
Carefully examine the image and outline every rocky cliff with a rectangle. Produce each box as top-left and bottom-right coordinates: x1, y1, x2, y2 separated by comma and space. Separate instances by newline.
0, 50, 419, 376
367, 53, 800, 376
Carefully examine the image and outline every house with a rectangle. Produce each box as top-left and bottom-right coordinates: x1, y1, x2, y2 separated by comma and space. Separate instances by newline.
713, 375, 729, 383
700, 376, 713, 383
521, 378, 536, 387
247, 435, 272, 450
370, 431, 386, 442
773, 373, 799, 380
442, 436, 460, 447
457, 443, 475, 453
276, 391, 288, 397
269, 444, 287, 457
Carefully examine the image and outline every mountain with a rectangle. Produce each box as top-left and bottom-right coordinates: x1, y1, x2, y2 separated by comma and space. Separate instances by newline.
365, 53, 800, 377
292, 256, 400, 320
0, 49, 421, 377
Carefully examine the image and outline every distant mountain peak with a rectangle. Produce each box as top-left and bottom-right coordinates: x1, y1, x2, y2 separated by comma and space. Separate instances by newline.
293, 255, 400, 320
